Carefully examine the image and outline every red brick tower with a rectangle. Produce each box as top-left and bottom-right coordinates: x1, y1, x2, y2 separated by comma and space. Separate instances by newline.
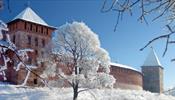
7, 7, 55, 86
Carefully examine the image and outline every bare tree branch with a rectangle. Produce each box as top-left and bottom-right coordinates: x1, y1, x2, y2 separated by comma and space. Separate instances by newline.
101, 0, 175, 31
140, 25, 175, 56
57, 73, 73, 87
78, 88, 92, 93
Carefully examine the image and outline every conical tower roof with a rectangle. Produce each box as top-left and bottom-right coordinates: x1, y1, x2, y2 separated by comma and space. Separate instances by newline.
12, 7, 48, 26
143, 48, 161, 66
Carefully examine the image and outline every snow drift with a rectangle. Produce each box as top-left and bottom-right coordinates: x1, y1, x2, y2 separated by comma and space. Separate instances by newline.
0, 84, 175, 100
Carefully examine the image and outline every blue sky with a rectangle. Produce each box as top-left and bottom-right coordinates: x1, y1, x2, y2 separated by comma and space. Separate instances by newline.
0, 0, 175, 89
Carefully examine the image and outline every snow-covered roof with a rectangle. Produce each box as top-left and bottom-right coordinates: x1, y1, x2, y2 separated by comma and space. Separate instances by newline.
12, 7, 49, 27
110, 62, 140, 72
143, 48, 161, 66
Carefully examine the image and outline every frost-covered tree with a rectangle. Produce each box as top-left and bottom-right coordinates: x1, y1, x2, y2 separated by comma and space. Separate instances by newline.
0, 20, 40, 86
40, 22, 115, 100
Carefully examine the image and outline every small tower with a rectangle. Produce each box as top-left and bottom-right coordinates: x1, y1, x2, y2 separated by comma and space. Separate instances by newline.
141, 48, 164, 93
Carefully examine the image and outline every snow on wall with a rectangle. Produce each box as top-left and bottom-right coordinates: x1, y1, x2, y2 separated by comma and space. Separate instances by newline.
110, 62, 140, 72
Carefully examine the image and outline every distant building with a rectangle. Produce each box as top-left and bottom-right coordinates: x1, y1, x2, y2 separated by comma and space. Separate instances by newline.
110, 48, 164, 92
141, 48, 164, 93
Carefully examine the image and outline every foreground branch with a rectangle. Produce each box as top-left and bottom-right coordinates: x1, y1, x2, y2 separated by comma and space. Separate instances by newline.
0, 44, 46, 85
101, 0, 175, 31
140, 25, 175, 56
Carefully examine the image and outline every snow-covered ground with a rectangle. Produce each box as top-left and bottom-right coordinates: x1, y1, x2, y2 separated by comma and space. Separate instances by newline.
164, 87, 175, 97
0, 84, 175, 100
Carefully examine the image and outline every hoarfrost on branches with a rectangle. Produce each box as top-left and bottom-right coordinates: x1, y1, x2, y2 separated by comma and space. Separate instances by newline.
41, 21, 115, 100
41, 63, 57, 78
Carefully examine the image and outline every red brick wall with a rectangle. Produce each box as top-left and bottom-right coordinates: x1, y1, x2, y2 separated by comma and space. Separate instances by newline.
110, 65, 143, 90
8, 20, 54, 37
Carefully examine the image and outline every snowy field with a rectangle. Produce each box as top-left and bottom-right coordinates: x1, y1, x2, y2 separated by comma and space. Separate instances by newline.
0, 84, 175, 100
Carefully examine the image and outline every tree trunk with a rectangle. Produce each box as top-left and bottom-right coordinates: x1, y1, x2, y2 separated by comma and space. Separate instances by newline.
73, 84, 79, 100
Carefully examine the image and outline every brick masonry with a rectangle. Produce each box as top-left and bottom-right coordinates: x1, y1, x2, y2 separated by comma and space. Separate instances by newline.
110, 65, 143, 90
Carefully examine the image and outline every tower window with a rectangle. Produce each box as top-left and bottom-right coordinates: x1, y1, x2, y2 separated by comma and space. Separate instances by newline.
14, 23, 17, 30
36, 25, 38, 33
32, 24, 36, 32
46, 28, 48, 35
27, 35, 31, 45
41, 27, 43, 33
13, 35, 16, 43
42, 39, 45, 47
25, 22, 27, 29
27, 23, 30, 30
34, 79, 37, 84
38, 26, 41, 33
30, 24, 32, 31
35, 37, 38, 46
35, 60, 38, 66
28, 58, 32, 64
35, 50, 38, 55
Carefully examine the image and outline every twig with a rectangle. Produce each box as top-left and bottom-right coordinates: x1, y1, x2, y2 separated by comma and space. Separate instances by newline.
140, 25, 175, 56
101, 0, 175, 31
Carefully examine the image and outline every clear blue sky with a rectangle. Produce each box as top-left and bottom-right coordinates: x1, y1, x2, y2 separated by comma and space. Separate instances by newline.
0, 0, 175, 89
